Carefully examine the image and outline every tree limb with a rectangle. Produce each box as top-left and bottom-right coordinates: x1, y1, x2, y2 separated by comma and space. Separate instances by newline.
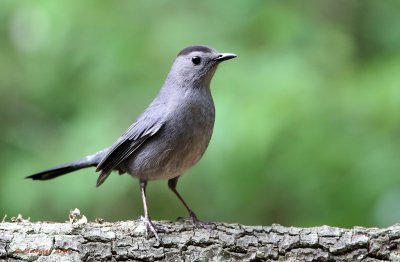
1, 218, 399, 261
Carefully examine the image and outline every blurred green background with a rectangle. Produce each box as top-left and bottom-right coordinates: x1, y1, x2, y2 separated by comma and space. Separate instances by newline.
1, 0, 400, 228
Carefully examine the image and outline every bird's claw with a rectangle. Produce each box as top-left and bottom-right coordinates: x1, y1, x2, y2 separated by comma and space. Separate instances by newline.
191, 218, 213, 230
177, 212, 213, 231
140, 216, 160, 243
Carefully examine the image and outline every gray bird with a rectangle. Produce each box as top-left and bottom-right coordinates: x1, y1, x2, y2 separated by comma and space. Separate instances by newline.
27, 45, 236, 240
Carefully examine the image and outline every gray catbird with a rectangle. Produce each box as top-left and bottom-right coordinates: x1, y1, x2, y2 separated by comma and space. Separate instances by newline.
27, 45, 236, 240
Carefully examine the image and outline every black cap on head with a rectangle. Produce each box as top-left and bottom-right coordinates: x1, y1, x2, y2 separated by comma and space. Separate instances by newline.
177, 46, 215, 57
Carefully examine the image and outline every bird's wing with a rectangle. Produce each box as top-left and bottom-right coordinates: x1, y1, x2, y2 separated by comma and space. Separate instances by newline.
95, 114, 164, 187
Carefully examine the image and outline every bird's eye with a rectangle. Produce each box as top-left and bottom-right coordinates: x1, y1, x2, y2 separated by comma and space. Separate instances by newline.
191, 56, 201, 65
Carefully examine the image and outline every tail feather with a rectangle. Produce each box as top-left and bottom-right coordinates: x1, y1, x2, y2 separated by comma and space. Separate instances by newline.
26, 161, 96, 180
26, 150, 106, 180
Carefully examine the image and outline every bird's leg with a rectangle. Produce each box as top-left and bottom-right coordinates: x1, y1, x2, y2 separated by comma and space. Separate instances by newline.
168, 177, 200, 224
139, 180, 160, 241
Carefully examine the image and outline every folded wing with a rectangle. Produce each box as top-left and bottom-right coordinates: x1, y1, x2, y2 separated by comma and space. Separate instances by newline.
95, 115, 164, 187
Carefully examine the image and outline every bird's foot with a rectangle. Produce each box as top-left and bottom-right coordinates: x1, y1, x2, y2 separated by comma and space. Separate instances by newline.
189, 212, 202, 226
140, 216, 160, 243
192, 219, 213, 231
178, 212, 213, 230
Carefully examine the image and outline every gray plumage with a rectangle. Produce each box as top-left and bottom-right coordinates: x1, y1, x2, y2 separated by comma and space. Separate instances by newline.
27, 45, 236, 240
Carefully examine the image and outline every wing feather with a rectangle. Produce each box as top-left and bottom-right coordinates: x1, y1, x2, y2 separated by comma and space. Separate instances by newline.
95, 117, 163, 187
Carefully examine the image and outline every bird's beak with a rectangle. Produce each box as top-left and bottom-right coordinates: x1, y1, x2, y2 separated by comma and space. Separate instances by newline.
214, 53, 237, 62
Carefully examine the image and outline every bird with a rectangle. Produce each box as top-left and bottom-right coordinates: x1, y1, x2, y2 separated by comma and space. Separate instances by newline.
26, 45, 237, 241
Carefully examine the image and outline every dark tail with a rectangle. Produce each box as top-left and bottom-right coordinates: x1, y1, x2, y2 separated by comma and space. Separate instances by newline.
26, 150, 106, 180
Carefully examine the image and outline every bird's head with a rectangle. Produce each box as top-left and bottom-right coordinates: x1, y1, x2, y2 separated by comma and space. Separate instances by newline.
167, 45, 236, 88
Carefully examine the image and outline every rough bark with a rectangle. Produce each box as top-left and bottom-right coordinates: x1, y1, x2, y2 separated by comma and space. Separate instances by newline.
1, 217, 400, 261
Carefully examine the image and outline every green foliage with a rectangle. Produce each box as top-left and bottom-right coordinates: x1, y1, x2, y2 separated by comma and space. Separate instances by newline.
1, 0, 400, 227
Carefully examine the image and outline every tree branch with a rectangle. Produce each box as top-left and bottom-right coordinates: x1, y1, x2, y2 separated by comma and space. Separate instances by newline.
1, 217, 399, 261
